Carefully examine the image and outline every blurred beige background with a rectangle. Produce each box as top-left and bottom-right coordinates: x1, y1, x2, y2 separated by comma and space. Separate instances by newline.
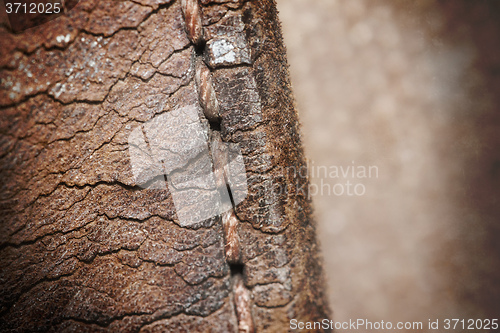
276, 0, 500, 330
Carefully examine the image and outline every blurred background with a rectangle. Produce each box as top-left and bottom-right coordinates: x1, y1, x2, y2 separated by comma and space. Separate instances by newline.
276, 0, 500, 330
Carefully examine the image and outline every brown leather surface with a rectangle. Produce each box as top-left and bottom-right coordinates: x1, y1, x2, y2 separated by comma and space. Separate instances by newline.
0, 0, 329, 332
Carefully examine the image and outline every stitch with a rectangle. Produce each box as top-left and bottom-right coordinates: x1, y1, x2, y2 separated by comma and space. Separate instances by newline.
196, 59, 220, 122
209, 132, 240, 262
222, 210, 240, 263
233, 274, 255, 333
181, 0, 204, 46
210, 131, 227, 189
199, 44, 252, 327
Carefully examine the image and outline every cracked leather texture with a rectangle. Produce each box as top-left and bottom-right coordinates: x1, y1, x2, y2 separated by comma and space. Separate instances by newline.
0, 0, 330, 332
